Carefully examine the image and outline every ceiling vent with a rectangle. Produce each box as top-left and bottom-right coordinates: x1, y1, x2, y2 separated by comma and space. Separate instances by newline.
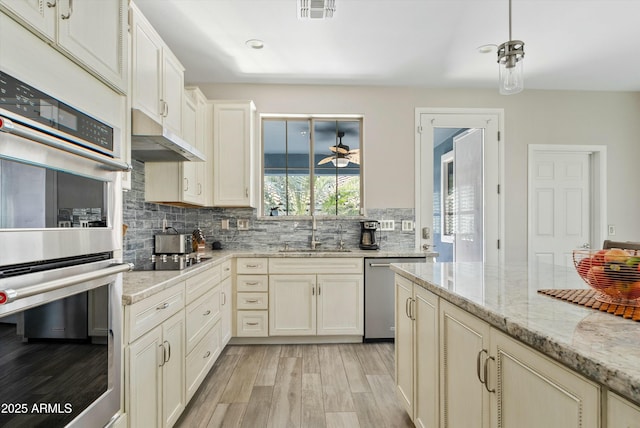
298, 0, 336, 19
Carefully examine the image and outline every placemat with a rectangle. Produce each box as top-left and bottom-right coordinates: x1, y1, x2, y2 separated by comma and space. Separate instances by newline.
537, 289, 640, 321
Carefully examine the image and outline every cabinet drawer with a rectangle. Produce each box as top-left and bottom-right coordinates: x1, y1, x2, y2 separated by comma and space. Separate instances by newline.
236, 275, 268, 292
186, 286, 221, 354
236, 292, 268, 310
236, 311, 268, 337
236, 257, 268, 274
220, 259, 232, 279
126, 283, 185, 343
186, 321, 221, 401
185, 264, 221, 304
269, 257, 363, 274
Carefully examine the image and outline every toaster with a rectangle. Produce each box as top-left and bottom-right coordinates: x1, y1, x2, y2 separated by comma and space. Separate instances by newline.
154, 234, 192, 254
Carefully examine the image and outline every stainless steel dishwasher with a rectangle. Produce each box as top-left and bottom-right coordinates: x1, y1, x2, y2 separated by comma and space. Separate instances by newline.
364, 257, 425, 341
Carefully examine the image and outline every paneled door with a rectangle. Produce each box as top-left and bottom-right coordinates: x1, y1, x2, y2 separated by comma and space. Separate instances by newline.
529, 151, 590, 267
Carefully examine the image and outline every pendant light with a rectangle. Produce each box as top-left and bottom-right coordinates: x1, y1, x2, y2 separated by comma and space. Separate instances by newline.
497, 0, 525, 95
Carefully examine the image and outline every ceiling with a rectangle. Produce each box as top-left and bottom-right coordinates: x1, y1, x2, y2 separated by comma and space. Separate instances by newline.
134, 0, 640, 92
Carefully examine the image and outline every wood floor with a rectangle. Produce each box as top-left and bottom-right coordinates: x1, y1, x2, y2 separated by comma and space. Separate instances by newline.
177, 343, 414, 428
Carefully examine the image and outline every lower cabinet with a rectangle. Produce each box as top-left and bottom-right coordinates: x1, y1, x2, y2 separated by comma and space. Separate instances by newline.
395, 274, 601, 428
128, 310, 185, 428
607, 391, 640, 428
395, 275, 439, 428
220, 275, 232, 345
269, 273, 363, 336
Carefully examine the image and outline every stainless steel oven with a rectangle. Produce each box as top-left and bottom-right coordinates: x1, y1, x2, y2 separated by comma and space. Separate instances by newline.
0, 70, 131, 427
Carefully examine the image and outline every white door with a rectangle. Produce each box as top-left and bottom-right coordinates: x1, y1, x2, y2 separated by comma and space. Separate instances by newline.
529, 151, 590, 267
453, 129, 484, 262
416, 110, 502, 265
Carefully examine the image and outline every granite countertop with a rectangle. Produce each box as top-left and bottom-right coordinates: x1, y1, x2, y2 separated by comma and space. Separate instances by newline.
390, 261, 640, 405
123, 249, 434, 305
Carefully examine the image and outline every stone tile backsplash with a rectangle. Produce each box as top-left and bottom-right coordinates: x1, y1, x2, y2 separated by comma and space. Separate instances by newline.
123, 160, 416, 270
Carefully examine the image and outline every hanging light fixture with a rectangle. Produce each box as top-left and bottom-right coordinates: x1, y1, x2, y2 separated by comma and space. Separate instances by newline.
497, 0, 525, 95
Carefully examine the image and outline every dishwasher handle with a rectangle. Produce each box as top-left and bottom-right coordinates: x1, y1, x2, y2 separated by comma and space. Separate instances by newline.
369, 263, 392, 268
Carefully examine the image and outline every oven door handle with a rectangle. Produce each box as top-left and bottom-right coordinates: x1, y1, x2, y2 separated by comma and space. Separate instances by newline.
0, 262, 133, 304
0, 116, 132, 172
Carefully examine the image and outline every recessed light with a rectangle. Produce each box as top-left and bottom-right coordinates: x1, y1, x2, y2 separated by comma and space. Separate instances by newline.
477, 44, 497, 54
245, 39, 264, 49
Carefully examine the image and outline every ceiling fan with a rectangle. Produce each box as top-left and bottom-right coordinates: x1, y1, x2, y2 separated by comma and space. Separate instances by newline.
317, 131, 360, 167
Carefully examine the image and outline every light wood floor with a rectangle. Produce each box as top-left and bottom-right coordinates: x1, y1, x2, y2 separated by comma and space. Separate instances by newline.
177, 343, 414, 428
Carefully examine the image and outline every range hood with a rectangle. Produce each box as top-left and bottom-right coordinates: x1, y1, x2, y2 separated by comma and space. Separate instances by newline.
131, 109, 206, 162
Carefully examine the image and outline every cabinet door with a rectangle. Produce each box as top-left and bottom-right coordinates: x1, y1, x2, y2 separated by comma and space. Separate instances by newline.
269, 274, 316, 336
161, 48, 184, 137
56, 0, 127, 92
162, 311, 185, 428
490, 329, 599, 428
317, 274, 363, 335
414, 285, 439, 428
395, 275, 414, 415
131, 6, 162, 122
128, 325, 163, 428
0, 0, 55, 40
181, 94, 200, 203
212, 101, 255, 207
440, 300, 491, 428
608, 391, 640, 428
220, 276, 232, 346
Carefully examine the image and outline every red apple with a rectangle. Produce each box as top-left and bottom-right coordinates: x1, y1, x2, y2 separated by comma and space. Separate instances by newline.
592, 250, 607, 266
576, 258, 592, 279
587, 266, 613, 289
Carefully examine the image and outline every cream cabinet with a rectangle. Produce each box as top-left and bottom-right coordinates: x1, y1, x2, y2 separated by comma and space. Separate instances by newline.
607, 391, 640, 428
396, 274, 602, 428
145, 87, 209, 206
490, 328, 599, 428
395, 276, 439, 428
268, 258, 364, 337
0, 0, 128, 92
235, 258, 269, 337
127, 310, 185, 428
220, 275, 233, 346
440, 300, 491, 428
131, 3, 184, 137
212, 100, 256, 207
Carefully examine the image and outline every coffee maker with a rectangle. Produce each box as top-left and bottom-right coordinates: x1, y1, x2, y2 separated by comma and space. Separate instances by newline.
359, 220, 380, 250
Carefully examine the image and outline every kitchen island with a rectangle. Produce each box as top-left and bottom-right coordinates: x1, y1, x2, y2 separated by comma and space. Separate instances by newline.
391, 261, 640, 426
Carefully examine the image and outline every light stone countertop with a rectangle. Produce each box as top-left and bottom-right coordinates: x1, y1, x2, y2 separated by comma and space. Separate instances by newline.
390, 261, 640, 406
122, 249, 434, 305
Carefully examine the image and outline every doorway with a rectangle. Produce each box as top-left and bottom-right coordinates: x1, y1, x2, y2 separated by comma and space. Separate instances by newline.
527, 145, 607, 267
415, 109, 504, 265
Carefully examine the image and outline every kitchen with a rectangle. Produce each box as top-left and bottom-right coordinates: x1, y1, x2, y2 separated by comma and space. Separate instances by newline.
1, 0, 640, 427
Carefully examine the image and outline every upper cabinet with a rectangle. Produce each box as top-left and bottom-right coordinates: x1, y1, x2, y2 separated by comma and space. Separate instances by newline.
130, 2, 184, 138
0, 0, 128, 93
212, 100, 257, 207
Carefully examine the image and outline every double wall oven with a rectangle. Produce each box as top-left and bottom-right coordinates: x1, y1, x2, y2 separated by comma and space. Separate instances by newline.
0, 70, 130, 427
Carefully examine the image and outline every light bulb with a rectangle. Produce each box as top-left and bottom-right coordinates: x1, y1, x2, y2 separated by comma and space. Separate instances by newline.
499, 58, 524, 95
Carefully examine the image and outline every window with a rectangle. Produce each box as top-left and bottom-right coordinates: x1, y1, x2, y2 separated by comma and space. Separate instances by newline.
262, 117, 362, 217
441, 150, 454, 243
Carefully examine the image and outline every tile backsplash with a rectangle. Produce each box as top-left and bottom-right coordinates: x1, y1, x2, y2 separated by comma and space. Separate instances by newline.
123, 160, 416, 270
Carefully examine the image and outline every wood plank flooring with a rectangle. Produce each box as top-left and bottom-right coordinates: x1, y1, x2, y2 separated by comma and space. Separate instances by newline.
177, 343, 414, 428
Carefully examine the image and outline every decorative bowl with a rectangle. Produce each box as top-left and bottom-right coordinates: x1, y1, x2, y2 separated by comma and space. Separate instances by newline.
573, 249, 640, 307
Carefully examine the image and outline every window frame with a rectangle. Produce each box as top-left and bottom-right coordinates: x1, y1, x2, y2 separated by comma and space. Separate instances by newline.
260, 114, 364, 219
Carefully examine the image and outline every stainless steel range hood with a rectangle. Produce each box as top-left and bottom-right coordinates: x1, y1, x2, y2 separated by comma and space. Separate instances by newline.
131, 109, 206, 162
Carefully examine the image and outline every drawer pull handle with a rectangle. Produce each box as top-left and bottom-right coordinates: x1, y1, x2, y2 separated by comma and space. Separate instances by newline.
244, 299, 259, 303
483, 355, 496, 393
203, 310, 211, 316
244, 281, 259, 286
245, 264, 259, 268
246, 322, 259, 326
224, 267, 230, 271
156, 302, 170, 310
476, 349, 488, 385
221, 292, 226, 305
203, 351, 211, 359
164, 340, 171, 363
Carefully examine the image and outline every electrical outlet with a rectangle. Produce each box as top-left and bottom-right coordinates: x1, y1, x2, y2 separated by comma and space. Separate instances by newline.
221, 219, 229, 230
380, 220, 395, 231
608, 224, 616, 236
237, 219, 250, 230
162, 218, 168, 230
401, 220, 414, 231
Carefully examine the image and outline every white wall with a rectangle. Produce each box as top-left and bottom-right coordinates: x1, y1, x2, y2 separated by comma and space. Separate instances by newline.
199, 83, 640, 262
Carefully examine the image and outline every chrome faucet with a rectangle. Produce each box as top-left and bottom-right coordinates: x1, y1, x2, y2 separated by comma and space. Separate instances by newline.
337, 224, 345, 250
310, 215, 322, 250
